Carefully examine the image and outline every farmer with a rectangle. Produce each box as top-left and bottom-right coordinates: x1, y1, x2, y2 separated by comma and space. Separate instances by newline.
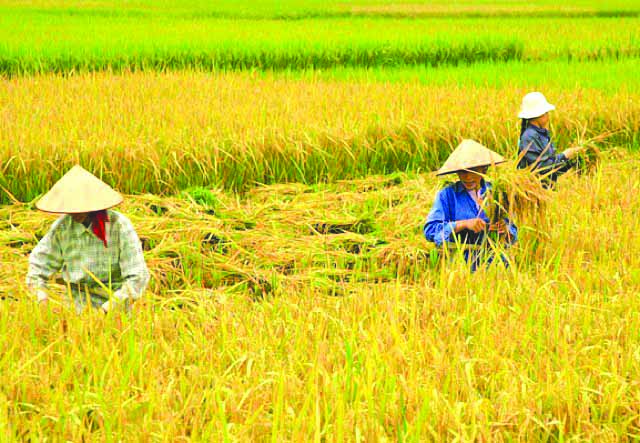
517, 92, 583, 182
26, 165, 150, 313
423, 139, 517, 271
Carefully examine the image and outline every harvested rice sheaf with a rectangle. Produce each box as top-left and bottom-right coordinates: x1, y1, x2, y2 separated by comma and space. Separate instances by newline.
574, 143, 601, 175
570, 130, 613, 175
483, 164, 552, 222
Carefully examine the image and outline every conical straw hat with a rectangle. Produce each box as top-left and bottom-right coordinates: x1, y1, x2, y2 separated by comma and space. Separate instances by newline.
435, 139, 505, 176
36, 165, 123, 213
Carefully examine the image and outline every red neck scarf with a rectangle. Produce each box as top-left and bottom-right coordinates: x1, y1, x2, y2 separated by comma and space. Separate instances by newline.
89, 210, 109, 247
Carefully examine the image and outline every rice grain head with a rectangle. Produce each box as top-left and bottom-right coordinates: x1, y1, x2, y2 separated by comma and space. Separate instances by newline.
483, 163, 552, 223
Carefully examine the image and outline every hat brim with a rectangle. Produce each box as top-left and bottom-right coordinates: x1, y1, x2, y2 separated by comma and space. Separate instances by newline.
435, 159, 506, 176
35, 199, 123, 214
34, 165, 124, 214
518, 103, 556, 119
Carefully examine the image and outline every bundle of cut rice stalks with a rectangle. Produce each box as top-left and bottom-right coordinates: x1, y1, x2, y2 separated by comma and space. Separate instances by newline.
482, 163, 552, 223
575, 143, 601, 175
574, 137, 605, 175
571, 129, 616, 175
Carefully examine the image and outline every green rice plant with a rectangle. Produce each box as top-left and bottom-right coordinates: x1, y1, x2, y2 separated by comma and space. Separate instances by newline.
1, 7, 640, 75
180, 187, 220, 212
4, 0, 640, 20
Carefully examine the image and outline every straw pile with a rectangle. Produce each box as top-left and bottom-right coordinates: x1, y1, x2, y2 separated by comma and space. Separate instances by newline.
4, 172, 440, 300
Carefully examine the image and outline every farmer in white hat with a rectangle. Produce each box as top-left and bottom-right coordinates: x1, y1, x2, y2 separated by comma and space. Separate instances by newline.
26, 165, 150, 313
517, 92, 583, 182
423, 140, 517, 271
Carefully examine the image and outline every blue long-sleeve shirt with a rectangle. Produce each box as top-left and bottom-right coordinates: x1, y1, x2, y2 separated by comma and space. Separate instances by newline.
423, 181, 517, 247
518, 124, 573, 181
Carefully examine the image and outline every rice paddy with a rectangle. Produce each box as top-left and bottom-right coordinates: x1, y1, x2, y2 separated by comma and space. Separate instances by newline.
2, 69, 639, 204
1, 3, 640, 75
2, 0, 640, 440
4, 157, 640, 440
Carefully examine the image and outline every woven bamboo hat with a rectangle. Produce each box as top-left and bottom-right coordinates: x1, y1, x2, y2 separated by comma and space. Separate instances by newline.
518, 92, 556, 119
36, 165, 123, 214
435, 139, 506, 176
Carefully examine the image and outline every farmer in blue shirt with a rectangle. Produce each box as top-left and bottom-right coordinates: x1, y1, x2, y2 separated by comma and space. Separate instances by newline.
517, 92, 584, 183
424, 139, 517, 271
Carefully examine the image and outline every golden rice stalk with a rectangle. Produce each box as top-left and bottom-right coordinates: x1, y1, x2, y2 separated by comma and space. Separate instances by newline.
570, 126, 616, 175
483, 164, 552, 222
574, 142, 601, 175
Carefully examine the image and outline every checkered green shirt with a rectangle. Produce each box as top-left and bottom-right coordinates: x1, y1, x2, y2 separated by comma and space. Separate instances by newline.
26, 210, 150, 298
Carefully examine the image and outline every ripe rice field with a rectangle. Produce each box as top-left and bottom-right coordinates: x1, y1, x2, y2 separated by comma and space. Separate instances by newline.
3, 0, 640, 440
4, 160, 640, 440
2, 64, 640, 204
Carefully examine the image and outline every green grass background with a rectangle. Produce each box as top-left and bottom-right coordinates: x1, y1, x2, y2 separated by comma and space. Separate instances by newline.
1, 1, 640, 75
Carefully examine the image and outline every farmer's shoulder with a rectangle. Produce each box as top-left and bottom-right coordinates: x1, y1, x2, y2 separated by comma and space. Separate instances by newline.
47, 215, 72, 235
107, 210, 135, 230
436, 182, 462, 201
520, 126, 540, 141
34, 215, 72, 247
519, 127, 544, 149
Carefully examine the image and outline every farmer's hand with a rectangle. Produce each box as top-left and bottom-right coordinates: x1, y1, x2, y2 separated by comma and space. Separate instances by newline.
101, 296, 126, 314
101, 300, 112, 313
489, 220, 508, 234
562, 146, 585, 160
456, 218, 486, 233
33, 289, 48, 305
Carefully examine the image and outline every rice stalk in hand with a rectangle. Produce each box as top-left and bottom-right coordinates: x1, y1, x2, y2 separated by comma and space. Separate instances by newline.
483, 164, 552, 223
571, 125, 616, 175
574, 143, 601, 175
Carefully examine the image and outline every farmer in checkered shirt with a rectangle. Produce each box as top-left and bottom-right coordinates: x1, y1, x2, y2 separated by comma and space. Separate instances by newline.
26, 165, 150, 313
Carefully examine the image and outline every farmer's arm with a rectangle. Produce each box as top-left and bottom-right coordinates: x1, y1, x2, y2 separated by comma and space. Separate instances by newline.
424, 190, 457, 247
102, 215, 150, 312
489, 218, 517, 244
504, 218, 518, 244
26, 221, 64, 302
519, 134, 571, 172
508, 220, 517, 242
